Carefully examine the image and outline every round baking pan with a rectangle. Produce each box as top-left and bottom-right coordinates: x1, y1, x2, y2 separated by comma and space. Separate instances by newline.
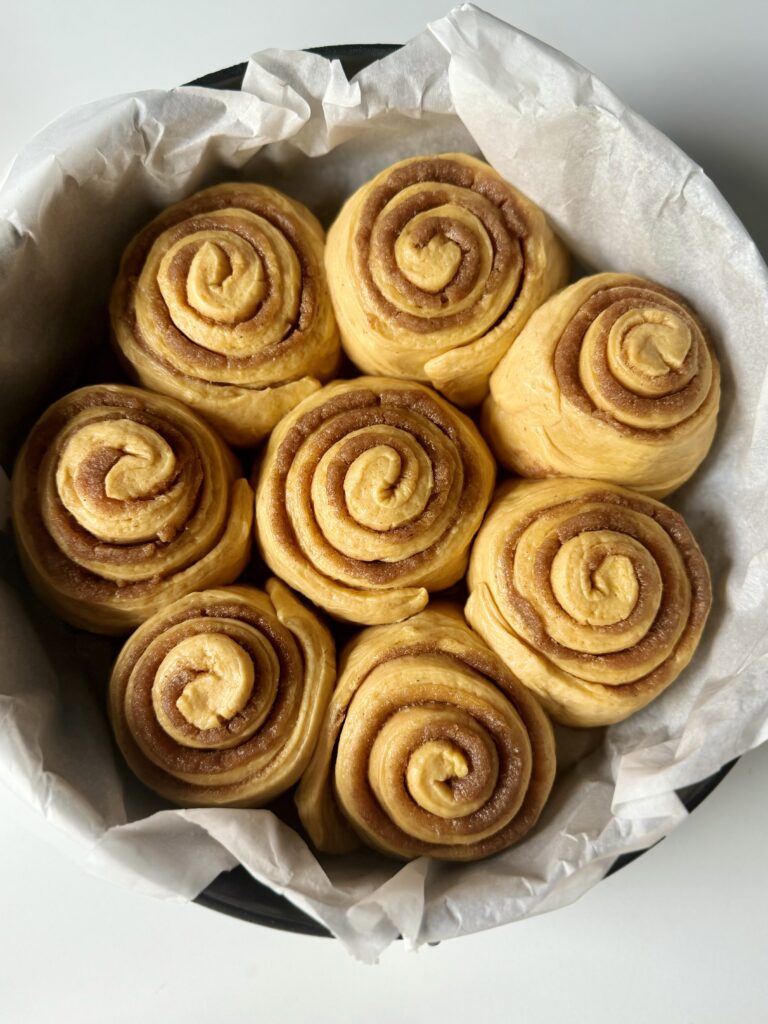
189, 44, 736, 938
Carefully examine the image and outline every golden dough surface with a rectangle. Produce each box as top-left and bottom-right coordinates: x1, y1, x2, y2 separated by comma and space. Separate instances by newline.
109, 581, 336, 807
11, 384, 253, 633
295, 603, 555, 860
110, 182, 340, 446
324, 153, 568, 407
466, 478, 712, 727
254, 376, 496, 625
483, 273, 720, 497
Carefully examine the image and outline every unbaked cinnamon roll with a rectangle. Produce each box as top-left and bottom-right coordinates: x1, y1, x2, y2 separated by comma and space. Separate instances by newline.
466, 478, 712, 727
109, 581, 335, 806
110, 183, 340, 447
254, 377, 496, 625
11, 385, 253, 633
324, 153, 568, 407
295, 604, 555, 860
483, 273, 720, 497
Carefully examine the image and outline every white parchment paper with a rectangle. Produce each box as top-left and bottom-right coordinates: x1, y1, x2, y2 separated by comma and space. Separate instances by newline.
1, 4, 767, 961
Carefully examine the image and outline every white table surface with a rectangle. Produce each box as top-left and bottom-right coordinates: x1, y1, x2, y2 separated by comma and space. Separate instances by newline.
2, 3, 767, 1021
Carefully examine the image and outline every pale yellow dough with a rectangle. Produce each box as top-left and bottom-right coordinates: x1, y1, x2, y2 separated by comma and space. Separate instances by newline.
110, 183, 340, 447
254, 377, 496, 625
325, 153, 568, 407
109, 581, 336, 807
466, 478, 712, 727
11, 384, 253, 634
295, 603, 555, 861
483, 273, 720, 497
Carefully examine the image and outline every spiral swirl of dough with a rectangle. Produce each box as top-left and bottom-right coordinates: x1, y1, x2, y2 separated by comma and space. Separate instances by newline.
254, 377, 496, 625
11, 385, 253, 633
109, 581, 335, 806
483, 273, 720, 497
466, 479, 712, 727
110, 183, 340, 446
324, 153, 568, 407
295, 604, 555, 861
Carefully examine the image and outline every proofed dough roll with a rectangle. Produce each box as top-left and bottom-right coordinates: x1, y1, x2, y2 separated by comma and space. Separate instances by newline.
295, 604, 555, 861
254, 377, 496, 625
109, 581, 335, 807
324, 153, 568, 407
483, 273, 720, 497
11, 384, 253, 633
466, 478, 712, 727
110, 183, 340, 447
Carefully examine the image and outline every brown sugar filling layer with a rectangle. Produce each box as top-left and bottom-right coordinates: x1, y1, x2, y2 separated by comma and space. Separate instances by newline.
330, 638, 553, 859
498, 489, 712, 697
354, 158, 529, 333
122, 602, 302, 777
554, 280, 715, 438
41, 411, 202, 568
142, 213, 313, 371
320, 428, 452, 536
270, 386, 484, 585
115, 188, 323, 381
18, 387, 232, 603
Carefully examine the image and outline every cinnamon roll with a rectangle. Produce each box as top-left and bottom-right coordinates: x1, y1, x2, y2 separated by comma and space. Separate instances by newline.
324, 153, 568, 407
110, 183, 340, 447
11, 385, 253, 633
295, 604, 555, 860
483, 273, 720, 497
254, 377, 496, 625
466, 478, 712, 727
109, 581, 335, 806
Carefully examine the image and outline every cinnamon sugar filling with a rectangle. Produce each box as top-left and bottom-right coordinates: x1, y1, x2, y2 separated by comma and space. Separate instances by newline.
498, 490, 712, 696
19, 388, 228, 601
354, 158, 529, 333
122, 602, 301, 776
330, 640, 552, 857
116, 191, 320, 377
270, 387, 484, 584
554, 281, 714, 437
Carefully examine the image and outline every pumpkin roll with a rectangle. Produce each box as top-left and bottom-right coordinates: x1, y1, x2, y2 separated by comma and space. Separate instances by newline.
254, 377, 496, 625
324, 153, 568, 407
110, 182, 340, 447
466, 478, 712, 728
109, 581, 335, 807
483, 273, 720, 497
11, 384, 253, 634
295, 604, 555, 861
